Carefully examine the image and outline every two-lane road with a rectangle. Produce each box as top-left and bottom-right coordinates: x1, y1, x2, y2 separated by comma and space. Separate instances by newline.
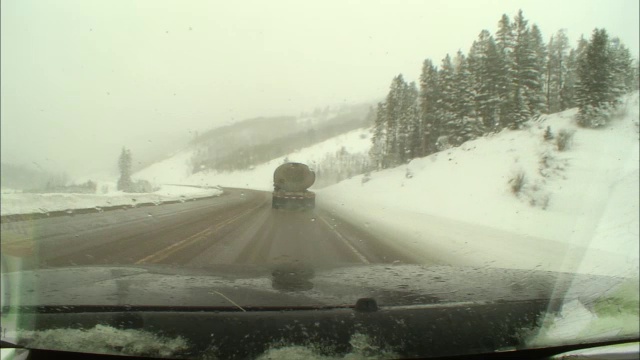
1, 189, 419, 271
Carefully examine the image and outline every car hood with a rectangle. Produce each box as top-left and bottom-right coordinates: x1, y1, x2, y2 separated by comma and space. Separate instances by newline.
1, 263, 627, 309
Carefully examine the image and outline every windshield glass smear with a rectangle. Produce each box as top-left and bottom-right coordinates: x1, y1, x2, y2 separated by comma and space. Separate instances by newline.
1, 0, 638, 359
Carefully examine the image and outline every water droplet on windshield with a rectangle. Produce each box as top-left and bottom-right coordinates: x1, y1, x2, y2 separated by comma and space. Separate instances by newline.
310, 218, 316, 222
147, 213, 153, 217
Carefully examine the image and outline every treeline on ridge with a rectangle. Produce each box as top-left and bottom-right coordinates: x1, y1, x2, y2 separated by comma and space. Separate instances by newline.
370, 10, 639, 169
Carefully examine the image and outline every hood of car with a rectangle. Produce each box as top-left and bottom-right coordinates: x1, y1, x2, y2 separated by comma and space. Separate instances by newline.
1, 262, 625, 309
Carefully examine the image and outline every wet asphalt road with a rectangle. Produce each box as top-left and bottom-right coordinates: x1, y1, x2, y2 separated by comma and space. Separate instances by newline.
1, 189, 417, 271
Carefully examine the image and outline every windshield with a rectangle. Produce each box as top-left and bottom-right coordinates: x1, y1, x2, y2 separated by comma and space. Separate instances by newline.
1, 0, 639, 359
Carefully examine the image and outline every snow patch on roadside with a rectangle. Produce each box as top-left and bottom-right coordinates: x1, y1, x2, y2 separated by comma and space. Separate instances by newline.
0, 185, 222, 216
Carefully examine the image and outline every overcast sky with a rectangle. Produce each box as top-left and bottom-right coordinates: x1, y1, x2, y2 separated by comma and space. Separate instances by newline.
1, 0, 638, 179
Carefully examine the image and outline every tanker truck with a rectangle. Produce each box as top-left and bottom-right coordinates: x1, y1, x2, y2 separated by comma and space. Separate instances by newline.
272, 162, 315, 210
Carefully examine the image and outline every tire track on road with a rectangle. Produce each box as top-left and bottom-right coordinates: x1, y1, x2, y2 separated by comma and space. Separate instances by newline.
233, 211, 281, 264
316, 215, 370, 264
39, 191, 264, 268
136, 201, 265, 265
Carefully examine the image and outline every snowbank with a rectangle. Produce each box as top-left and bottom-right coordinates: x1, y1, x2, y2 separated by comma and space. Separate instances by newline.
0, 185, 222, 216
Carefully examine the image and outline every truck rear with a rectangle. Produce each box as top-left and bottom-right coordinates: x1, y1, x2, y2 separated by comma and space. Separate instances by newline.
272, 162, 315, 210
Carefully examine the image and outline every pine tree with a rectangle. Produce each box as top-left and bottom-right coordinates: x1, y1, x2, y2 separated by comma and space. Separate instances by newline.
499, 10, 546, 128
576, 28, 615, 127
370, 75, 420, 167
468, 30, 501, 131
406, 100, 423, 160
418, 59, 441, 155
496, 14, 515, 55
446, 50, 483, 146
562, 36, 588, 110
508, 10, 534, 128
117, 147, 133, 192
384, 75, 406, 166
370, 102, 388, 169
528, 24, 547, 115
609, 37, 634, 97
577, 29, 612, 107
576, 29, 635, 127
507, 88, 531, 129
546, 29, 570, 113
453, 50, 475, 121
495, 14, 516, 127
438, 54, 460, 146
398, 82, 420, 162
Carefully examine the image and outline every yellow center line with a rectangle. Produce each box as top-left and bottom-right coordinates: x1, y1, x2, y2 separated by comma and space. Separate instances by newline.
135, 227, 213, 264
136, 202, 265, 264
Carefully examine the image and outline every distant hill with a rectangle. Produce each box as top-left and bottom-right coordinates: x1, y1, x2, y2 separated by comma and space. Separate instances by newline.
188, 103, 373, 173
0, 163, 52, 190
134, 102, 375, 187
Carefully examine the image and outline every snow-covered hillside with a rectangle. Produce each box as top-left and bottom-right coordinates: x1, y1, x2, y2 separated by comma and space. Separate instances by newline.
320, 92, 639, 278
135, 127, 372, 190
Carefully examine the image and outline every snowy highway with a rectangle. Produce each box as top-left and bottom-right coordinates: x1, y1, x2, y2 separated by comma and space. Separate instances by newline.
1, 188, 418, 271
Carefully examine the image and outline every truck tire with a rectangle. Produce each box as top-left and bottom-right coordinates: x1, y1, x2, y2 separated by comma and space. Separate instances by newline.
306, 197, 315, 210
272, 195, 284, 209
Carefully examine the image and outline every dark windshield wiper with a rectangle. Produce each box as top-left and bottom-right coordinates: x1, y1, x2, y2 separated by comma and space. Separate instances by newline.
1, 304, 356, 314
1, 297, 380, 314
1, 339, 24, 348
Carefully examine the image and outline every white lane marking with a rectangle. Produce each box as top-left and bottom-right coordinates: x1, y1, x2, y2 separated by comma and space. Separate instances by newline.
318, 215, 370, 264
210, 290, 246, 312
135, 227, 213, 264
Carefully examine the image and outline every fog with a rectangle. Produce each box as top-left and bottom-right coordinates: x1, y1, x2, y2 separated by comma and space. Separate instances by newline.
1, 0, 638, 180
